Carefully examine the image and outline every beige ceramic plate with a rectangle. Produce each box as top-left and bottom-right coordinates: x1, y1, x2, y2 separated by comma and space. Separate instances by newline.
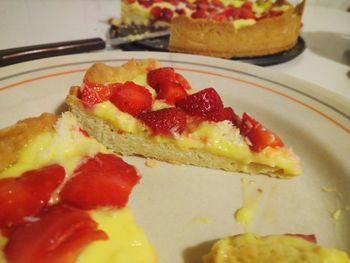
0, 51, 349, 262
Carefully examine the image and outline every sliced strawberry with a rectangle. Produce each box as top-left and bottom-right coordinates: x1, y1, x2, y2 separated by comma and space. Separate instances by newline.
240, 112, 259, 136
222, 6, 235, 18
240, 112, 284, 152
212, 0, 225, 8
138, 108, 187, 137
161, 8, 174, 22
286, 234, 317, 243
175, 72, 192, 90
60, 153, 140, 209
151, 7, 174, 22
138, 0, 154, 8
191, 10, 209, 19
109, 81, 152, 116
186, 3, 196, 10
150, 6, 162, 20
80, 80, 113, 108
157, 80, 188, 105
269, 10, 284, 17
241, 1, 253, 10
79, 128, 89, 137
176, 87, 224, 117
147, 67, 176, 91
212, 13, 228, 22
4, 205, 107, 263
0, 165, 65, 228
232, 8, 242, 19
168, 0, 180, 4
241, 8, 255, 19
175, 8, 186, 15
205, 107, 240, 126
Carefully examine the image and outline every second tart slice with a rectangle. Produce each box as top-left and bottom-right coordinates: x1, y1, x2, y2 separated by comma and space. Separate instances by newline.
66, 59, 300, 178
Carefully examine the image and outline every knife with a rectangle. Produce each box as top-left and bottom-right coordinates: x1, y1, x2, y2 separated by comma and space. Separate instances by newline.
0, 29, 170, 67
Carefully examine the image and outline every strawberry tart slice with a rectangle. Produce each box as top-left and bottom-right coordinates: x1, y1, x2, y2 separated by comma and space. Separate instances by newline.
66, 59, 300, 177
0, 112, 157, 263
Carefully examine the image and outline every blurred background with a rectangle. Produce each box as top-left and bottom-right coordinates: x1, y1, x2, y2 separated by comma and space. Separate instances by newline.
1, 0, 349, 50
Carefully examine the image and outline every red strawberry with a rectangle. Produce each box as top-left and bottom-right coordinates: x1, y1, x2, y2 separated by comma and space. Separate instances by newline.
240, 112, 259, 135
168, 0, 180, 4
162, 8, 174, 22
286, 234, 317, 243
241, 1, 253, 10
79, 128, 89, 137
240, 112, 284, 152
175, 8, 186, 15
0, 165, 65, 228
176, 88, 224, 117
206, 107, 240, 126
175, 73, 192, 90
109, 81, 152, 116
138, 108, 187, 137
232, 8, 242, 19
60, 153, 140, 209
191, 10, 209, 19
212, 0, 224, 8
80, 80, 112, 108
186, 3, 196, 10
241, 8, 255, 19
212, 13, 228, 22
151, 7, 175, 22
138, 0, 153, 8
222, 7, 235, 18
151, 6, 162, 20
157, 80, 188, 105
269, 10, 284, 17
147, 67, 176, 91
4, 205, 107, 263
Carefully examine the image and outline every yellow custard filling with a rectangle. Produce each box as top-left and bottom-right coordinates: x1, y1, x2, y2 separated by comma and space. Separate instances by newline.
203, 233, 350, 263
0, 112, 107, 179
232, 19, 256, 29
91, 101, 300, 176
77, 208, 157, 263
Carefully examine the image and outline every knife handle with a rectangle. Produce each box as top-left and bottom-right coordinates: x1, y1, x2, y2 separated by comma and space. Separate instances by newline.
0, 38, 106, 67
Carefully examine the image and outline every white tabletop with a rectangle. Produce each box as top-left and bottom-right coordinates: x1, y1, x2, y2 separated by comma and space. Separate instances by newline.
1, 1, 349, 99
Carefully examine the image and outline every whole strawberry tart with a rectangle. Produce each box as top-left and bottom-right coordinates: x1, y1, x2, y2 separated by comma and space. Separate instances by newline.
0, 112, 158, 263
118, 0, 305, 58
66, 59, 300, 177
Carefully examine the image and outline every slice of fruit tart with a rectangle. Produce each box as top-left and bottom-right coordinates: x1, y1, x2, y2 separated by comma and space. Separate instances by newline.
202, 233, 350, 263
66, 59, 300, 178
0, 112, 158, 263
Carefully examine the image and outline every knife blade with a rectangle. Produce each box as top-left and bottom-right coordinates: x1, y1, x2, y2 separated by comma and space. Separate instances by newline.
108, 29, 170, 46
0, 29, 170, 67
